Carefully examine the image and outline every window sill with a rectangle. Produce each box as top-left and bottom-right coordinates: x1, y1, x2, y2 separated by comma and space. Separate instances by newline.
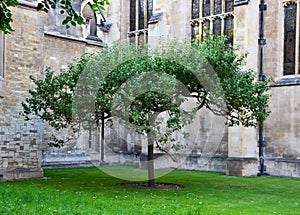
44, 31, 104, 47
269, 76, 300, 87
86, 35, 102, 42
148, 12, 163, 25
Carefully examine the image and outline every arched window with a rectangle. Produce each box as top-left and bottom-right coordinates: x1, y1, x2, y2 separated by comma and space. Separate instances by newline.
83, 3, 97, 38
191, 0, 234, 44
128, 0, 153, 46
283, 1, 298, 76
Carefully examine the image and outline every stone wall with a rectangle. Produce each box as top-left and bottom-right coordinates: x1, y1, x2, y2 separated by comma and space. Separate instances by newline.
0, 1, 105, 180
264, 85, 300, 177
262, 0, 300, 177
0, 4, 45, 181
41, 24, 103, 165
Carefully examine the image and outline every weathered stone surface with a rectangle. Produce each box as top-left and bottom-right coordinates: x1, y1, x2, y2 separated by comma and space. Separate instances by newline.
0, 5, 44, 180
226, 157, 258, 176
2, 0, 300, 179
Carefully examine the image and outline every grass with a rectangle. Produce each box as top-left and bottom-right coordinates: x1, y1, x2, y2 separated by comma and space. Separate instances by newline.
0, 166, 300, 214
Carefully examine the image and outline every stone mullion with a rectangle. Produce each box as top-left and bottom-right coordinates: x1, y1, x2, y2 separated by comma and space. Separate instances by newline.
144, 0, 147, 29
210, 18, 214, 32
208, 0, 215, 33
144, 30, 147, 45
222, 0, 225, 14
136, 0, 139, 31
135, 32, 139, 48
200, 0, 203, 18
221, 16, 225, 35
199, 0, 203, 42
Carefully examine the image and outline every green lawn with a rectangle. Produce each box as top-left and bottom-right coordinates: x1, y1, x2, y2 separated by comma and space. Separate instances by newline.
0, 166, 299, 214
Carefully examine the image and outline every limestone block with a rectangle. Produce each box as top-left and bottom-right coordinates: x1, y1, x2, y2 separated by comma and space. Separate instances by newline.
226, 157, 258, 176
228, 126, 257, 157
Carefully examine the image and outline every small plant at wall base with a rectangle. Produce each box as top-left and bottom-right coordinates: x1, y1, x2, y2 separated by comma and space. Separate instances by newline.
0, 0, 110, 34
22, 35, 271, 187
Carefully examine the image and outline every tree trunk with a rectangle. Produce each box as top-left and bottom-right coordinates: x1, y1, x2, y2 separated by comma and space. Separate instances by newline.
147, 113, 158, 188
147, 131, 155, 188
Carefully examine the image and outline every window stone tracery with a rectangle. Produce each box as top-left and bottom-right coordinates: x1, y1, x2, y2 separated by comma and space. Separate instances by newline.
191, 0, 234, 44
128, 0, 153, 46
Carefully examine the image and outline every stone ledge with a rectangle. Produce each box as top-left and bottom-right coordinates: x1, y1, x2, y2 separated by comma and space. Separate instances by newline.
234, 0, 249, 7
18, 0, 37, 9
139, 153, 227, 172
45, 31, 104, 47
0, 168, 43, 182
148, 12, 163, 25
265, 157, 300, 163
42, 161, 94, 169
227, 157, 257, 162
269, 77, 300, 87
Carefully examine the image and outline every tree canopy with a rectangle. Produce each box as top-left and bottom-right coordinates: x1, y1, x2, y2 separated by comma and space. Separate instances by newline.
22, 35, 271, 187
22, 36, 270, 131
0, 0, 110, 33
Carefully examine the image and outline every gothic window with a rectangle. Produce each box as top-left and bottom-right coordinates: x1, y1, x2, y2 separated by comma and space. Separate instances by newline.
83, 3, 98, 38
283, 2, 297, 76
191, 0, 234, 44
0, 32, 4, 79
128, 0, 153, 45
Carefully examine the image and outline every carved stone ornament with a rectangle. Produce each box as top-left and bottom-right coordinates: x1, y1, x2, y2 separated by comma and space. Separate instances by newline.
282, 0, 298, 7
190, 19, 200, 26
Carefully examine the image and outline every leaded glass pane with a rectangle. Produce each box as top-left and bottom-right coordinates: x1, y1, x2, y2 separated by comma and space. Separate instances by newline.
202, 0, 210, 17
138, 0, 145, 30
224, 16, 234, 45
284, 4, 297, 75
192, 0, 200, 19
191, 23, 200, 42
138, 33, 145, 47
214, 0, 222, 15
213, 18, 222, 35
129, 35, 136, 45
202, 20, 210, 41
225, 0, 234, 13
130, 0, 136, 31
